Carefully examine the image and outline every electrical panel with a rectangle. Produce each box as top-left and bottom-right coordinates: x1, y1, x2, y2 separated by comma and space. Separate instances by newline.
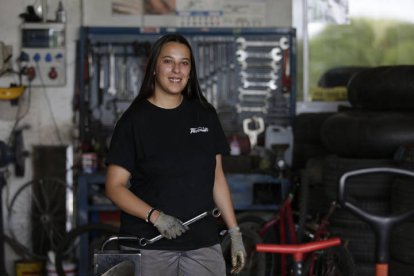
20, 23, 66, 86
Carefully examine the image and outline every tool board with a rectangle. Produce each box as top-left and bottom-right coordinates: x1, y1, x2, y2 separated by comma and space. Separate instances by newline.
76, 27, 296, 159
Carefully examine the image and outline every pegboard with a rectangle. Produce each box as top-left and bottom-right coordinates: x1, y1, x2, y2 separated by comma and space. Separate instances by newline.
76, 27, 296, 156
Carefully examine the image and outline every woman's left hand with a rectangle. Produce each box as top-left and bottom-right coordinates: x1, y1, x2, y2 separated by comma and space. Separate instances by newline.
228, 227, 246, 274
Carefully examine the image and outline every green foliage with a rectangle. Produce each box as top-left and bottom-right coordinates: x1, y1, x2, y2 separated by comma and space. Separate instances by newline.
308, 18, 414, 89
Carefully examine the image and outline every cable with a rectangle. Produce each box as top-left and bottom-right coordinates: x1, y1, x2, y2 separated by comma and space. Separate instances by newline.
35, 62, 64, 145
7, 83, 32, 146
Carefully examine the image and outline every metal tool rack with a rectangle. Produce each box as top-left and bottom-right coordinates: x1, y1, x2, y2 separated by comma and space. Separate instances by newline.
76, 26, 296, 275
77, 26, 296, 148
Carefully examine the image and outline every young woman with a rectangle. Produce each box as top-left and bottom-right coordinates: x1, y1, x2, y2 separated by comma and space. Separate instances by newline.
105, 33, 246, 275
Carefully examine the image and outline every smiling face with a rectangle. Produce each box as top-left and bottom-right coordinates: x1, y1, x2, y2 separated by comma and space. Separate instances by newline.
153, 41, 191, 98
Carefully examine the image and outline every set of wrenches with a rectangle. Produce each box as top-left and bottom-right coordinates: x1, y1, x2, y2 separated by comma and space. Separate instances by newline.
235, 36, 290, 116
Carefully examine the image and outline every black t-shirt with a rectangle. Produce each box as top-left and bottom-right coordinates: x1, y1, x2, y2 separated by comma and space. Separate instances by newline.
106, 97, 230, 250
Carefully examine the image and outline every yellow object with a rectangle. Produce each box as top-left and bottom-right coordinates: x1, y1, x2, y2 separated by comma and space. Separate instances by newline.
15, 260, 44, 276
0, 86, 26, 100
310, 86, 348, 101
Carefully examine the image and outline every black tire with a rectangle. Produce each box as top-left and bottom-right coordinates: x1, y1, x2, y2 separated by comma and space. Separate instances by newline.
7, 178, 73, 260
303, 245, 357, 276
328, 221, 376, 263
293, 112, 335, 145
236, 212, 267, 232
322, 155, 395, 201
390, 222, 414, 265
297, 169, 310, 243
389, 258, 414, 276
54, 223, 119, 276
318, 66, 369, 88
320, 111, 414, 159
2, 233, 40, 261
347, 65, 414, 110
391, 176, 414, 214
260, 219, 283, 276
221, 222, 266, 276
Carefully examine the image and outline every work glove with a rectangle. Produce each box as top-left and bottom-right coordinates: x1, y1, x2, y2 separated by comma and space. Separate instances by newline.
229, 227, 246, 274
153, 212, 189, 239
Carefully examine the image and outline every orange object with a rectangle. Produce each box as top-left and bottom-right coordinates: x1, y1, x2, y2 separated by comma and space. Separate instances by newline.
256, 237, 341, 262
375, 263, 388, 276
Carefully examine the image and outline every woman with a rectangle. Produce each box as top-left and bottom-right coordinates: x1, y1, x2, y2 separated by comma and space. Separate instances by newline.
105, 33, 246, 275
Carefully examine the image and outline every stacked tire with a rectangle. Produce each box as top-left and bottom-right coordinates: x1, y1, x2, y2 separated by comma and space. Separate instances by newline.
390, 150, 414, 274
317, 66, 414, 275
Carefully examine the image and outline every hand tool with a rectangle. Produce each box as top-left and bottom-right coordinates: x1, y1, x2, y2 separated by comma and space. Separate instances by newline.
100, 208, 221, 249
236, 48, 282, 62
238, 88, 272, 101
243, 116, 265, 148
107, 45, 117, 96
236, 103, 269, 114
239, 93, 271, 103
236, 36, 289, 50
243, 79, 277, 90
239, 59, 279, 70
240, 70, 279, 80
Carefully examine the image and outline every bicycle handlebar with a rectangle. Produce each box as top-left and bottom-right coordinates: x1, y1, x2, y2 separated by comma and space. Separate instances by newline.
256, 237, 341, 262
337, 167, 414, 263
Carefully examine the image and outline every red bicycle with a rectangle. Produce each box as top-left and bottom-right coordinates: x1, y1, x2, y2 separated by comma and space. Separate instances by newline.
255, 175, 356, 276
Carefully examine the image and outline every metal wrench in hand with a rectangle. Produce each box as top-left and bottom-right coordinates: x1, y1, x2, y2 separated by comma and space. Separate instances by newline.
100, 208, 221, 250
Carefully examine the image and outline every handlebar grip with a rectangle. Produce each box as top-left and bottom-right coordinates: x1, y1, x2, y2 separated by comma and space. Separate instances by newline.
338, 167, 414, 205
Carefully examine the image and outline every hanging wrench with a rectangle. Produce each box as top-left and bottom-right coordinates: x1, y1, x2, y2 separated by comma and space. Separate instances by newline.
238, 88, 272, 101
236, 48, 282, 62
240, 71, 279, 80
236, 36, 289, 50
243, 116, 265, 148
100, 208, 221, 250
243, 79, 277, 90
107, 45, 117, 96
239, 60, 279, 70
236, 103, 269, 114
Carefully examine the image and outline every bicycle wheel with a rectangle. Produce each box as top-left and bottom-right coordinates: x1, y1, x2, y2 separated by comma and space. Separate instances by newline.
54, 223, 119, 276
7, 178, 74, 260
221, 222, 266, 276
303, 245, 357, 276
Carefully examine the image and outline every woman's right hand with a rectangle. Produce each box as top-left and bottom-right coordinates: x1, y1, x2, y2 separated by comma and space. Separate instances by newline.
153, 212, 189, 239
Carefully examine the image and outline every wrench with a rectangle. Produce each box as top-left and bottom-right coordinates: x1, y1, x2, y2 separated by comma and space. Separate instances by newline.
239, 89, 272, 102
100, 208, 221, 250
236, 36, 289, 50
236, 103, 269, 114
107, 45, 117, 96
238, 88, 272, 97
236, 48, 282, 62
240, 71, 279, 80
243, 116, 265, 148
239, 60, 279, 70
243, 79, 277, 90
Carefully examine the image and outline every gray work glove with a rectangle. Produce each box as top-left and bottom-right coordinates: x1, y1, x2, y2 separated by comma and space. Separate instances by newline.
229, 227, 247, 274
153, 212, 189, 239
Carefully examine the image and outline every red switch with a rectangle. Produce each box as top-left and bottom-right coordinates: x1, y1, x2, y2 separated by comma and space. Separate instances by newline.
26, 66, 36, 81
48, 67, 58, 79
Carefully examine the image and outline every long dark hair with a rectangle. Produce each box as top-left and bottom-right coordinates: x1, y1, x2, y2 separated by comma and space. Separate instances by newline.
133, 33, 211, 108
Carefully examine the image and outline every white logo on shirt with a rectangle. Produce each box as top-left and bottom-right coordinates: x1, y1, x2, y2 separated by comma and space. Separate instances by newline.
190, 127, 209, 134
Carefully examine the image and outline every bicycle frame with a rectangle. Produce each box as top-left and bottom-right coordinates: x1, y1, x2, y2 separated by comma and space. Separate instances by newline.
259, 193, 297, 276
258, 196, 344, 276
256, 237, 341, 276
